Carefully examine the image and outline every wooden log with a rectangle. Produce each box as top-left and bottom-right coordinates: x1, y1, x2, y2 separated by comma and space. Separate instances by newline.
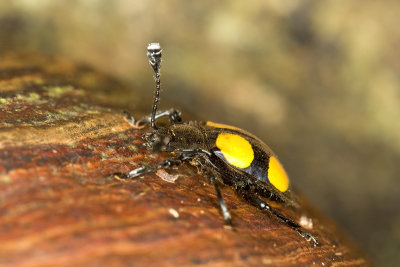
0, 54, 369, 266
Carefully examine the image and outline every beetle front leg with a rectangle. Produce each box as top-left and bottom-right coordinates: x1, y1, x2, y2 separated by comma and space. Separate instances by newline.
114, 157, 184, 179
123, 109, 182, 129
113, 149, 206, 180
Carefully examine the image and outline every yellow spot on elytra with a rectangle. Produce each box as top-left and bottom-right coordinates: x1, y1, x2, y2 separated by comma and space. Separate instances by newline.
268, 156, 289, 192
206, 121, 241, 131
216, 133, 254, 169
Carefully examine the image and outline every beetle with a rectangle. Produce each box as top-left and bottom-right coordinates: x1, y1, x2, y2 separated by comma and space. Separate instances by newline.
115, 43, 318, 246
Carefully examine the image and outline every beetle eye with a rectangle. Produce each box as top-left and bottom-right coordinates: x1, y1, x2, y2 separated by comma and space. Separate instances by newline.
143, 132, 171, 152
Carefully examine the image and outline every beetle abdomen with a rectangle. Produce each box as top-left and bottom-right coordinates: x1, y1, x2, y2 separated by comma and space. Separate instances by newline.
204, 121, 289, 192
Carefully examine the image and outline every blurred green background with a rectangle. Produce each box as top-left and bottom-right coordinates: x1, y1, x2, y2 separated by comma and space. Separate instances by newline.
1, 0, 399, 265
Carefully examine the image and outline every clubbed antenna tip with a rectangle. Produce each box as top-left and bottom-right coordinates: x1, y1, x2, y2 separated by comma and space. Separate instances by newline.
147, 43, 162, 74
147, 43, 162, 129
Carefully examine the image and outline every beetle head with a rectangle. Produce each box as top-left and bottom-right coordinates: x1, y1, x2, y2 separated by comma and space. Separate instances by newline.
143, 128, 171, 153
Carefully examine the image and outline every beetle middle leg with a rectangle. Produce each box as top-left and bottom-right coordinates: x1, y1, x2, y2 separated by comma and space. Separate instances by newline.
197, 158, 234, 226
208, 174, 232, 226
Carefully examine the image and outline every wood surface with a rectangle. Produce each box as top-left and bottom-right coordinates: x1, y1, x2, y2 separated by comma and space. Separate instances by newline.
0, 54, 369, 266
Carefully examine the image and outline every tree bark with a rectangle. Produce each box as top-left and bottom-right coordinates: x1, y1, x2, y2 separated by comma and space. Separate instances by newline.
0, 54, 369, 266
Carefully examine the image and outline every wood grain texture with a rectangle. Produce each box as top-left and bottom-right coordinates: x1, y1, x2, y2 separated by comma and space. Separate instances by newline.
0, 54, 369, 266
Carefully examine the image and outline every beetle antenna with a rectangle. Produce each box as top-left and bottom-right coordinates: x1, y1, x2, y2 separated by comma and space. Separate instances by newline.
147, 43, 162, 129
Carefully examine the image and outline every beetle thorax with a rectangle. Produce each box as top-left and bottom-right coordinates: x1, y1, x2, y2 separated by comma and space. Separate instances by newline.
167, 124, 207, 151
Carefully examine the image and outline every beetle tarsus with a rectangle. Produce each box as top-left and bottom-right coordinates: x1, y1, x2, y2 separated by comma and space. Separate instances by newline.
113, 172, 129, 180
128, 166, 148, 178
122, 110, 147, 129
296, 229, 319, 246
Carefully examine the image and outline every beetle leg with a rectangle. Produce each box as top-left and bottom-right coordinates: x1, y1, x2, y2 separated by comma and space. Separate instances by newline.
114, 156, 185, 179
196, 157, 233, 226
236, 186, 318, 246
123, 109, 182, 129
209, 175, 232, 226
123, 110, 137, 126
192, 157, 232, 226
114, 148, 204, 180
